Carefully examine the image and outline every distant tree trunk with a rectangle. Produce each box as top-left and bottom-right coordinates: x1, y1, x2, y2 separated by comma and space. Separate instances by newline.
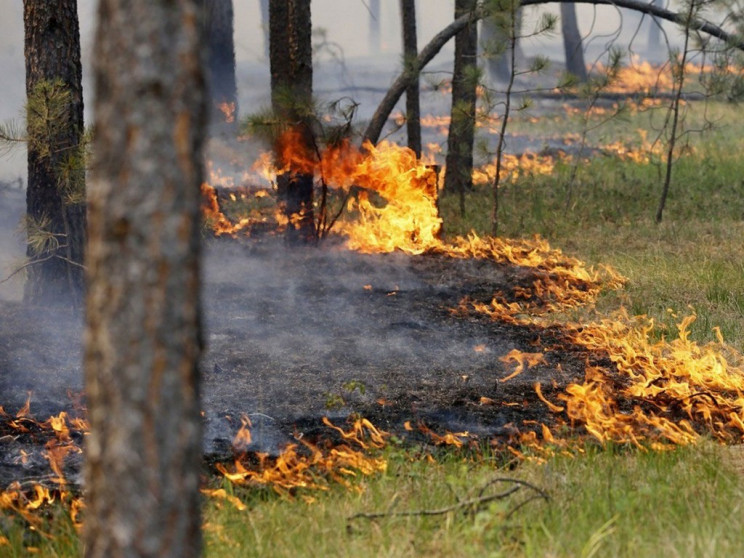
400, 0, 421, 158
560, 3, 588, 81
647, 0, 662, 51
369, 0, 381, 54
480, 8, 523, 84
22, 0, 85, 307
205, 0, 238, 135
260, 0, 270, 59
365, 0, 744, 148
83, 0, 206, 556
270, 0, 316, 243
444, 0, 478, 215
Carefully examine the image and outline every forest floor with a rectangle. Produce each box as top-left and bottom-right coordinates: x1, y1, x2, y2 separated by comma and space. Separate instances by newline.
0, 187, 595, 483
4, 49, 744, 555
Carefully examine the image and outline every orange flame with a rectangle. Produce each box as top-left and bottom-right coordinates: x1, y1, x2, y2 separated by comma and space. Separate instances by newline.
217, 101, 236, 124
214, 417, 388, 496
499, 349, 546, 383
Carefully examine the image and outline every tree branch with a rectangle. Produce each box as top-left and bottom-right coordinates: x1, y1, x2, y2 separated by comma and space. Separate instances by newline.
363, 0, 744, 147
347, 477, 548, 521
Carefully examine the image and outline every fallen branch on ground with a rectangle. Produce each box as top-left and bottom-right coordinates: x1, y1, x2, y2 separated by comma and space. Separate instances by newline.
347, 477, 548, 521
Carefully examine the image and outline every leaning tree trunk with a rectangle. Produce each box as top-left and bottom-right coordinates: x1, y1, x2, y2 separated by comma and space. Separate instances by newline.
560, 3, 588, 81
444, 0, 478, 215
83, 1, 206, 556
23, 0, 85, 307
205, 0, 238, 135
400, 0, 422, 158
364, 0, 744, 148
270, 0, 316, 243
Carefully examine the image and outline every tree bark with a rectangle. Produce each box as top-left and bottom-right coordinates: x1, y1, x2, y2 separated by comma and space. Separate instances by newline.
444, 0, 478, 208
83, 1, 206, 556
560, 3, 587, 81
270, 0, 316, 243
204, 0, 238, 135
400, 0, 421, 158
364, 5, 487, 146
364, 0, 743, 148
260, 0, 270, 59
23, 0, 85, 307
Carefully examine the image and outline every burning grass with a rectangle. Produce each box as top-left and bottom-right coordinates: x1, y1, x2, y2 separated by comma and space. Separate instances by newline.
6, 62, 744, 556
211, 417, 388, 497
198, 101, 744, 459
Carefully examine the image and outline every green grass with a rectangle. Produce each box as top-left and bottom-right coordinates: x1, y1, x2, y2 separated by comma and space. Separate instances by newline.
202, 442, 744, 558
5, 443, 744, 557
441, 101, 744, 348
6, 100, 744, 556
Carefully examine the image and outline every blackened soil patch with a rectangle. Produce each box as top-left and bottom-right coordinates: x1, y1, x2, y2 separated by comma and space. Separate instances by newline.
0, 236, 593, 487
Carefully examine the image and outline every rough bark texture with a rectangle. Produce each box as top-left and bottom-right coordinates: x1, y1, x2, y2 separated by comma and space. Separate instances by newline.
400, 0, 421, 158
270, 0, 316, 243
444, 0, 478, 202
23, 0, 85, 307
560, 3, 588, 81
204, 0, 238, 134
83, 1, 206, 556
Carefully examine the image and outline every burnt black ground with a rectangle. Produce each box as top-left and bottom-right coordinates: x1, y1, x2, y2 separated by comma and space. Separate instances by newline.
0, 184, 591, 488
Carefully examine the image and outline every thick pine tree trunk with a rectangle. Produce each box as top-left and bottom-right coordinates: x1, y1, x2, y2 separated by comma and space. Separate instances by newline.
270, 0, 316, 243
205, 0, 238, 134
444, 0, 478, 210
400, 0, 421, 158
83, 1, 206, 556
23, 0, 85, 307
560, 3, 588, 81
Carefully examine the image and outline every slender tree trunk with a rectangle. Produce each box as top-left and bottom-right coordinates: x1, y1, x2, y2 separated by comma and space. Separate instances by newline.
560, 3, 587, 81
23, 0, 85, 307
444, 0, 478, 215
83, 1, 207, 556
205, 0, 238, 135
648, 0, 662, 51
400, 0, 421, 158
369, 0, 381, 54
364, 0, 744, 149
480, 15, 510, 83
480, 7, 523, 84
270, 0, 316, 243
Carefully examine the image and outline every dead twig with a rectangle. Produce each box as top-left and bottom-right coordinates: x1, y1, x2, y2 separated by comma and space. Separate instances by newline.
0, 249, 86, 285
348, 477, 548, 522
